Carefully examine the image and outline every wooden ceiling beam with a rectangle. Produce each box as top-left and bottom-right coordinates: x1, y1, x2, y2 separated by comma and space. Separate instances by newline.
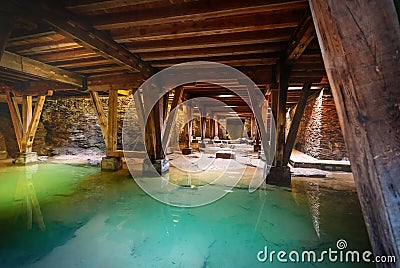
139, 43, 285, 61
112, 10, 304, 42
127, 29, 293, 53
0, 51, 84, 87
88, 73, 145, 87
8, 1, 155, 77
65, 0, 161, 13
7, 38, 82, 55
53, 57, 112, 69
286, 10, 315, 61
151, 53, 280, 68
33, 48, 98, 63
93, 0, 307, 30
6, 31, 57, 47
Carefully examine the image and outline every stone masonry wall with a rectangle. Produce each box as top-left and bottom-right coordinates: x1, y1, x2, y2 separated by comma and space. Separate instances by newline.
294, 90, 348, 160
0, 96, 140, 157
34, 96, 141, 155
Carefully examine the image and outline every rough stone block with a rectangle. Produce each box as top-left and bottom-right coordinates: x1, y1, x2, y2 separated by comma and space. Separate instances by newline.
15, 152, 38, 165
266, 166, 291, 187
142, 158, 170, 176
101, 156, 122, 171
182, 148, 193, 155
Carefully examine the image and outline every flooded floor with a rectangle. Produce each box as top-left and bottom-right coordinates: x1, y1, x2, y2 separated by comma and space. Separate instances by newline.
0, 163, 372, 267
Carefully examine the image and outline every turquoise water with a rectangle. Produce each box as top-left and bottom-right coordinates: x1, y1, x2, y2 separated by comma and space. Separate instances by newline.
0, 163, 372, 267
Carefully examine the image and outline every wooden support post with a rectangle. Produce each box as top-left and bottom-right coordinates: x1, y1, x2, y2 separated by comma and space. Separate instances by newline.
106, 90, 118, 155
214, 115, 219, 138
133, 90, 145, 137
200, 111, 207, 148
267, 64, 291, 186
0, 12, 14, 60
250, 116, 256, 139
5, 91, 22, 151
12, 96, 22, 130
274, 63, 290, 167
22, 96, 32, 136
153, 99, 164, 160
23, 96, 46, 153
162, 86, 183, 149
89, 90, 108, 147
181, 103, 193, 155
209, 115, 215, 139
309, 0, 400, 262
282, 82, 311, 166
162, 91, 169, 122
142, 92, 164, 160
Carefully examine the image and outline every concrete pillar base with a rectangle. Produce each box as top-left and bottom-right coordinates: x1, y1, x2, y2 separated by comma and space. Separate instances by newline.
254, 144, 261, 152
143, 158, 169, 176
266, 166, 291, 187
15, 152, 38, 165
182, 148, 193, 155
101, 156, 122, 171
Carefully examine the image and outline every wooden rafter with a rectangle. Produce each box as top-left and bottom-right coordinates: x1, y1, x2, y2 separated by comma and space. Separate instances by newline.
139, 43, 285, 61
65, 0, 159, 13
112, 10, 304, 42
92, 0, 308, 30
126, 29, 293, 53
7, 1, 154, 77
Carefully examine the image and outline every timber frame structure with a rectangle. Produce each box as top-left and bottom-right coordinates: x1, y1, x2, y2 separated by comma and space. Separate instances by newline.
0, 0, 399, 265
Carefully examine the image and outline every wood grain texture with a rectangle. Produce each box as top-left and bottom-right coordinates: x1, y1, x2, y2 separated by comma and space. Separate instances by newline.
309, 0, 400, 264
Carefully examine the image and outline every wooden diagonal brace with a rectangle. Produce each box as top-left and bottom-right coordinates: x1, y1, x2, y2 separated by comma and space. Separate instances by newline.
89, 90, 108, 148
22, 96, 46, 152
5, 91, 22, 151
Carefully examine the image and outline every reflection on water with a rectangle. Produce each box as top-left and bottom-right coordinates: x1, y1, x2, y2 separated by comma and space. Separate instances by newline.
0, 164, 372, 267
14, 165, 45, 231
306, 182, 321, 238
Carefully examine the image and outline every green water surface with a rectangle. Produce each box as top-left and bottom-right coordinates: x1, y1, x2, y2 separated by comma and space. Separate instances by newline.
0, 163, 372, 267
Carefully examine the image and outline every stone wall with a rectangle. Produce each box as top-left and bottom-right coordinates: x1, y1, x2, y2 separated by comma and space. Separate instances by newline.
36, 96, 144, 155
35, 98, 105, 155
293, 90, 348, 160
0, 96, 144, 157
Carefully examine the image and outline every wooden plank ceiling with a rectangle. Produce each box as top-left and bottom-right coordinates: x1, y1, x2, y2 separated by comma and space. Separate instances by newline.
0, 0, 327, 116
